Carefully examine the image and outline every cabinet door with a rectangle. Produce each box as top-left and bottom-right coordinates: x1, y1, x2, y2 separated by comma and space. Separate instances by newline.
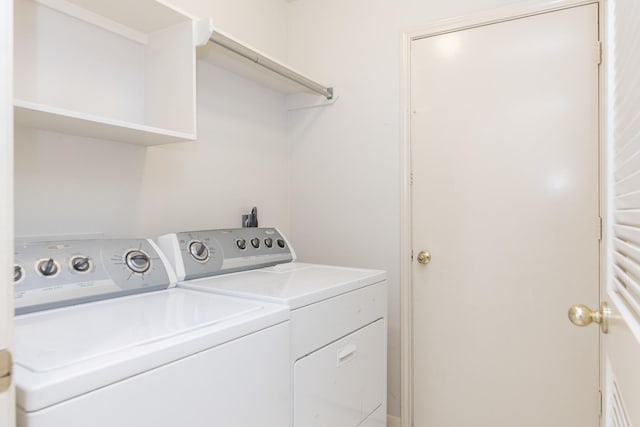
294, 319, 385, 427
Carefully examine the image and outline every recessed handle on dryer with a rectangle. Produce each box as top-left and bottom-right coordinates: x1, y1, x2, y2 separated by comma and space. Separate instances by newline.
337, 343, 357, 366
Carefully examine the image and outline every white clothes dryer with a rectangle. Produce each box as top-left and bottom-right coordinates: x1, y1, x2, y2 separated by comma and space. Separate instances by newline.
158, 228, 388, 427
13, 238, 291, 427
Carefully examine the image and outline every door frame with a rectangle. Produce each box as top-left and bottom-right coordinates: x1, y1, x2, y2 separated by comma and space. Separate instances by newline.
399, 1, 602, 425
0, 0, 14, 424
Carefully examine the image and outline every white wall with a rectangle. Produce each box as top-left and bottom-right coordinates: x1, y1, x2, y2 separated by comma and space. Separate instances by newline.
286, 0, 532, 417
14, 0, 291, 239
136, 64, 290, 237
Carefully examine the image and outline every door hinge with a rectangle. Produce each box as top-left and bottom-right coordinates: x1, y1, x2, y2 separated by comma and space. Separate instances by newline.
599, 389, 603, 418
0, 349, 12, 393
598, 216, 603, 241
410, 171, 414, 186
596, 41, 603, 65
411, 249, 414, 261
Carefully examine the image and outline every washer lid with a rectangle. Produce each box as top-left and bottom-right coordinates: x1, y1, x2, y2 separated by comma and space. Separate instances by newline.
179, 263, 386, 309
14, 288, 289, 412
16, 289, 265, 372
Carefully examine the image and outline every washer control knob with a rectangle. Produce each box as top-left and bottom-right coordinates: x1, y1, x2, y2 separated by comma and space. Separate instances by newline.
264, 238, 273, 248
236, 239, 247, 250
189, 241, 209, 262
14, 265, 23, 282
277, 239, 286, 249
125, 250, 150, 274
71, 256, 91, 272
37, 258, 58, 277
251, 238, 260, 249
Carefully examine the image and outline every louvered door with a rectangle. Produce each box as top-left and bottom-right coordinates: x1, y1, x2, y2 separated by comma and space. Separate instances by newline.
606, 0, 640, 425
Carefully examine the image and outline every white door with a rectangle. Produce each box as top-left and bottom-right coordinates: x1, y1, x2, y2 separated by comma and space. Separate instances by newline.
602, 0, 640, 425
410, 4, 600, 426
0, 0, 15, 425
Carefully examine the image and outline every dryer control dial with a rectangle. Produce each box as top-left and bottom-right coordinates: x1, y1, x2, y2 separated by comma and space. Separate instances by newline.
37, 258, 59, 277
189, 241, 209, 262
125, 250, 150, 274
71, 256, 91, 272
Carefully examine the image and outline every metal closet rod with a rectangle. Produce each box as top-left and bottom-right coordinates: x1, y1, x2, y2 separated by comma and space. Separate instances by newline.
209, 31, 333, 100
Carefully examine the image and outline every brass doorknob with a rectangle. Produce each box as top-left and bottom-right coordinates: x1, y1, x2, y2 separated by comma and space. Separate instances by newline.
417, 250, 431, 265
568, 302, 609, 334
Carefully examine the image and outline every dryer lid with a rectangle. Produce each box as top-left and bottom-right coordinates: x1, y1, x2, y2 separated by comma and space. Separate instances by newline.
180, 262, 386, 309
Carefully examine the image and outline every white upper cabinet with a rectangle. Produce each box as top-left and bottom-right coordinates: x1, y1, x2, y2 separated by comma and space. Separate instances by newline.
14, 0, 199, 145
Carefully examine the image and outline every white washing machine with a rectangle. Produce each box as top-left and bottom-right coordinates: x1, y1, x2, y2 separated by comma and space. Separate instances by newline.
158, 228, 388, 427
13, 238, 291, 427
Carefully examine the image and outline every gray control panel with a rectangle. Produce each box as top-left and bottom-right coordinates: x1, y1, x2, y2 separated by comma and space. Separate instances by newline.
14, 239, 171, 315
158, 228, 294, 281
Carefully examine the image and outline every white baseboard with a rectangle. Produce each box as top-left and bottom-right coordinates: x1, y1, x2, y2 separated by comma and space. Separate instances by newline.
387, 414, 401, 427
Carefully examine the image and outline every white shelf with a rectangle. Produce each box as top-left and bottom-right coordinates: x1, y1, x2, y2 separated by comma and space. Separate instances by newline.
14, 100, 196, 146
14, 0, 198, 146
197, 20, 336, 106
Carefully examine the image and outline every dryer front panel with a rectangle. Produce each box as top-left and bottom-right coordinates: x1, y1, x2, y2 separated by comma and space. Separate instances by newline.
293, 319, 385, 427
